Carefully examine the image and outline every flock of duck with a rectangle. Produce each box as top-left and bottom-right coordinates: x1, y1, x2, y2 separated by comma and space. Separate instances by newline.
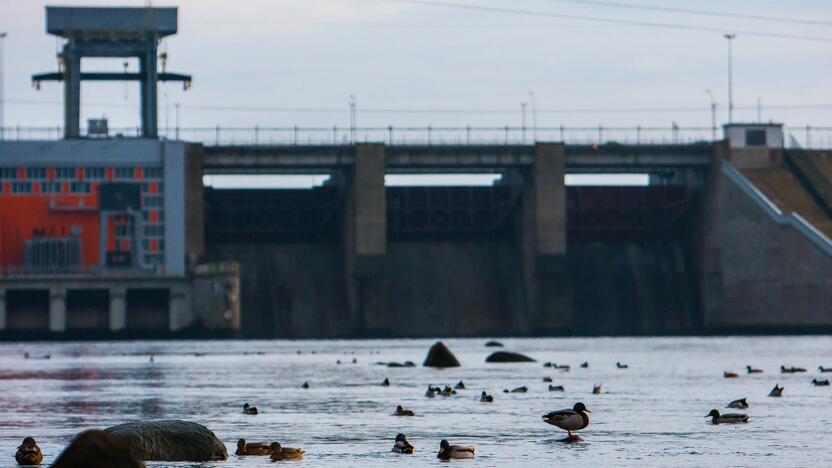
12, 344, 832, 464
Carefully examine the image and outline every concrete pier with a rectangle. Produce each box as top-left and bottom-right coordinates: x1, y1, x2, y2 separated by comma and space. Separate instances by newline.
49, 287, 67, 332
343, 143, 388, 333
521, 143, 570, 333
109, 288, 127, 332
0, 289, 6, 331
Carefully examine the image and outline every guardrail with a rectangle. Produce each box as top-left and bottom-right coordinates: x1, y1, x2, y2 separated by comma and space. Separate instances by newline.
1, 125, 831, 148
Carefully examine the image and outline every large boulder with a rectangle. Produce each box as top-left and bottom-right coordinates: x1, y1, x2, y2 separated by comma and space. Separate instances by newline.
104, 420, 227, 462
423, 341, 461, 368
52, 430, 145, 468
485, 351, 536, 363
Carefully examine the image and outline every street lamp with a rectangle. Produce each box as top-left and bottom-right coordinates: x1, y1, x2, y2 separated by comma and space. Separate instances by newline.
348, 94, 356, 144
0, 32, 7, 141
520, 101, 527, 144
724, 33, 736, 123
706, 89, 717, 141
528, 91, 538, 143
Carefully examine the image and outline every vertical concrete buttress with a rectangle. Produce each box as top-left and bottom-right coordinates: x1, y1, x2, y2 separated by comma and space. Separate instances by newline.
343, 144, 388, 334
521, 143, 571, 333
109, 288, 127, 332
49, 287, 67, 332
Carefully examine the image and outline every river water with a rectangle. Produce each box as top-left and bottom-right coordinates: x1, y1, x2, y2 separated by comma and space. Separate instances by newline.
0, 337, 830, 467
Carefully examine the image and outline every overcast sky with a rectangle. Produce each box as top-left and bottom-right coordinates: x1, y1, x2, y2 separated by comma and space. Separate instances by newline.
1, 0, 830, 144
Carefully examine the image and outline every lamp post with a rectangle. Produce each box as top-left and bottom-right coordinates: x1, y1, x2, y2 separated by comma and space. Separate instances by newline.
520, 101, 527, 144
0, 32, 7, 141
528, 91, 537, 143
348, 94, 356, 144
706, 89, 717, 141
724, 33, 736, 123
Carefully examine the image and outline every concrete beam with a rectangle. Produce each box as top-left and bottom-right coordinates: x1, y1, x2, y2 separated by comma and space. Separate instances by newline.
49, 288, 67, 332
109, 288, 127, 332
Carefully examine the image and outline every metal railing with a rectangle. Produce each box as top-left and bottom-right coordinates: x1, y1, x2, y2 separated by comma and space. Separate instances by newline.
2, 124, 831, 148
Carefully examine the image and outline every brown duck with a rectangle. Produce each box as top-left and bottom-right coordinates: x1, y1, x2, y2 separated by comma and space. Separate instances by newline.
236, 438, 273, 456
269, 442, 305, 461
15, 437, 43, 466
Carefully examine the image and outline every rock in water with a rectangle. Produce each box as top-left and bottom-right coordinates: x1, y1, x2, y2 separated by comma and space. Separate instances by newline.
104, 420, 227, 462
52, 430, 145, 468
423, 341, 461, 368
484, 340, 504, 347
485, 351, 536, 363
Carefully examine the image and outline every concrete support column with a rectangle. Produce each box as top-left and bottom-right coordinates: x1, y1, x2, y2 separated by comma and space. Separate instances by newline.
139, 40, 159, 138
63, 47, 81, 139
521, 143, 571, 333
343, 143, 388, 334
49, 288, 67, 333
0, 289, 6, 331
168, 288, 190, 332
109, 288, 127, 332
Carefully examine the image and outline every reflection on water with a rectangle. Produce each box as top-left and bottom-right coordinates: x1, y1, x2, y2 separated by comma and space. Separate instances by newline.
0, 337, 831, 466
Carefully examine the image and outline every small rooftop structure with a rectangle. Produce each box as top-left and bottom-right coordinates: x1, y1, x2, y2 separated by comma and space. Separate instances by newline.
32, 6, 191, 139
723, 123, 783, 149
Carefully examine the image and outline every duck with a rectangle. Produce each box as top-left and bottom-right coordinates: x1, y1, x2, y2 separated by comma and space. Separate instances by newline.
819, 366, 832, 373
381, 377, 390, 387
425, 385, 437, 398
549, 384, 565, 392
592, 384, 602, 395
437, 439, 475, 459
616, 362, 628, 369
269, 442, 304, 461
580, 361, 589, 368
726, 397, 748, 409
781, 365, 806, 373
724, 371, 739, 378
706, 409, 748, 424
242, 403, 258, 415
543, 361, 553, 368
454, 380, 466, 390
440, 385, 457, 397
236, 438, 273, 456
811, 378, 830, 386
542, 376, 553, 383
301, 381, 310, 389
15, 437, 43, 466
480, 391, 494, 402
553, 364, 570, 371
745, 365, 763, 374
392, 433, 414, 454
543, 402, 591, 439
394, 405, 415, 416
768, 383, 784, 397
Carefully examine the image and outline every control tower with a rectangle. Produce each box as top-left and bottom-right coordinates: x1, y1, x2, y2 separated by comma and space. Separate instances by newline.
32, 7, 191, 139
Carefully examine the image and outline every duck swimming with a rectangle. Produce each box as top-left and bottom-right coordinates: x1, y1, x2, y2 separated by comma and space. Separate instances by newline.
15, 437, 43, 466
301, 381, 310, 389
381, 377, 390, 387
509, 386, 528, 393
724, 371, 739, 378
580, 361, 589, 368
706, 409, 748, 424
425, 385, 438, 398
768, 383, 784, 397
454, 380, 466, 390
392, 433, 414, 454
480, 391, 494, 402
812, 378, 830, 386
242, 403, 258, 415
236, 438, 273, 456
745, 365, 763, 374
437, 439, 475, 459
781, 365, 806, 373
394, 405, 415, 416
727, 397, 748, 409
819, 366, 832, 373
542, 376, 553, 383
269, 443, 304, 461
549, 384, 565, 392
543, 402, 591, 440
439, 385, 456, 397
592, 384, 602, 395
616, 362, 628, 369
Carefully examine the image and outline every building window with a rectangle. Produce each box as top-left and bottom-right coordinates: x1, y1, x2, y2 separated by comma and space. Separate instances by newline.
84, 167, 105, 179
26, 167, 47, 179
141, 182, 149, 193
55, 167, 76, 179
143, 167, 163, 179
114, 167, 134, 179
0, 168, 16, 179
70, 182, 91, 193
40, 182, 62, 194
144, 225, 164, 236
745, 129, 767, 146
143, 196, 163, 208
11, 182, 32, 193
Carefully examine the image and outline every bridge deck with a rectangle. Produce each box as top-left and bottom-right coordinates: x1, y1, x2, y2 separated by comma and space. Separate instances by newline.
203, 143, 715, 174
